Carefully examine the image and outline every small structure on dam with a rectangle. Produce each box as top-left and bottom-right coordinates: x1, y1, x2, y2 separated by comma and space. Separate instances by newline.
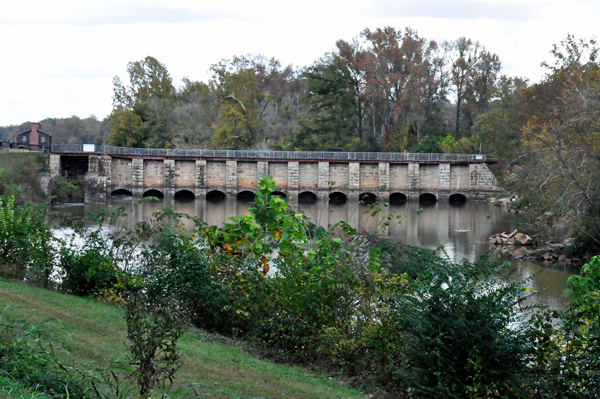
49, 145, 501, 204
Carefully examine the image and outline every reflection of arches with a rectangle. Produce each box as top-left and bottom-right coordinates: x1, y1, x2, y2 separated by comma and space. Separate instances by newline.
389, 192, 408, 205
111, 189, 132, 198
175, 190, 195, 200
329, 192, 347, 205
419, 193, 437, 203
206, 190, 226, 202
237, 190, 256, 202
449, 193, 467, 203
270, 191, 287, 199
298, 191, 317, 204
359, 192, 377, 205
143, 189, 164, 199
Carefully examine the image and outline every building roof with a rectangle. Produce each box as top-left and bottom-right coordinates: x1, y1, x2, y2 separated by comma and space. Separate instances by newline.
16, 127, 53, 137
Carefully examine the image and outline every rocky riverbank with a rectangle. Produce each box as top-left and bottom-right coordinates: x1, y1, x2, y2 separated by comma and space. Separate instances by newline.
487, 229, 581, 266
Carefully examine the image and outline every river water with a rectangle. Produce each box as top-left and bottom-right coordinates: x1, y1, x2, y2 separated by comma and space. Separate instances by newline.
52, 197, 577, 309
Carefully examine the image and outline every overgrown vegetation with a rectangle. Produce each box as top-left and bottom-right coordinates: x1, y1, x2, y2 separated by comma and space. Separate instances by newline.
1, 175, 599, 397
0, 153, 47, 204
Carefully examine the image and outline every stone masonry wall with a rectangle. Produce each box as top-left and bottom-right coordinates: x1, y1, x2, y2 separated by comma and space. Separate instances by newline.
389, 164, 409, 191
438, 164, 450, 191
419, 165, 439, 191
268, 162, 288, 189
237, 161, 258, 189
360, 164, 379, 189
144, 160, 164, 187
77, 154, 502, 202
299, 162, 318, 188
206, 161, 227, 189
329, 163, 349, 188
111, 158, 132, 189
174, 160, 195, 188
450, 164, 470, 191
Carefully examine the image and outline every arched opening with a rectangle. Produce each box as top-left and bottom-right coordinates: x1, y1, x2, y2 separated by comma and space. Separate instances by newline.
389, 192, 408, 205
298, 191, 318, 204
237, 190, 256, 202
359, 192, 377, 205
419, 193, 437, 204
270, 191, 287, 199
329, 192, 347, 205
111, 189, 132, 199
206, 190, 226, 202
143, 189, 164, 199
175, 190, 195, 200
449, 193, 468, 204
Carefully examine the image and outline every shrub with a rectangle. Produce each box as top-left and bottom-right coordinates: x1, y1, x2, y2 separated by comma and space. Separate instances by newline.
391, 258, 533, 397
125, 292, 185, 398
51, 173, 84, 203
527, 256, 600, 397
0, 196, 53, 283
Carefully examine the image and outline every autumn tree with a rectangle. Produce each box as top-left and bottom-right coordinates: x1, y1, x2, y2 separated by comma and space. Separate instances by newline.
516, 35, 600, 253
451, 38, 501, 138
210, 56, 263, 149
109, 56, 176, 148
361, 27, 444, 151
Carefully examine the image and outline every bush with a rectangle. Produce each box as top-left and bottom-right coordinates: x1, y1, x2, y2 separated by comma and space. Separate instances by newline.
392, 259, 532, 397
51, 173, 84, 203
57, 220, 124, 298
526, 256, 600, 397
125, 291, 185, 398
0, 196, 54, 284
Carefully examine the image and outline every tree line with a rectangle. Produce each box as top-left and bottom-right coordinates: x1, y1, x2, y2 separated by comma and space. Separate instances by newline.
2, 27, 599, 253
106, 26, 504, 153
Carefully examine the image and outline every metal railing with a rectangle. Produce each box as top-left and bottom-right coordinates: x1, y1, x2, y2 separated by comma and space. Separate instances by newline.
52, 144, 489, 162
1, 141, 51, 152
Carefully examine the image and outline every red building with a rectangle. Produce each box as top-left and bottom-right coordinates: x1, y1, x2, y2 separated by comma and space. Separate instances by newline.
15, 123, 52, 151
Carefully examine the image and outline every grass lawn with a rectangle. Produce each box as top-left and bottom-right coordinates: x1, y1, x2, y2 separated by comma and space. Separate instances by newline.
0, 279, 368, 399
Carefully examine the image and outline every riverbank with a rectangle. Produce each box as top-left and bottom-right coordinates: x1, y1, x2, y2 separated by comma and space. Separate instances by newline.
0, 278, 367, 399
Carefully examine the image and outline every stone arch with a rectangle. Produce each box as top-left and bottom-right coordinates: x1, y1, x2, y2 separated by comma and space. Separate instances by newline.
449, 193, 468, 204
175, 190, 195, 200
143, 189, 164, 199
329, 192, 347, 205
298, 191, 318, 204
206, 190, 226, 202
111, 189, 132, 198
419, 193, 438, 203
237, 190, 256, 202
269, 191, 287, 199
359, 192, 377, 205
389, 192, 408, 205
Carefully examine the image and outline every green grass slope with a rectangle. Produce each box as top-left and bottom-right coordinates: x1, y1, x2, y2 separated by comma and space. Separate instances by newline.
0, 279, 367, 399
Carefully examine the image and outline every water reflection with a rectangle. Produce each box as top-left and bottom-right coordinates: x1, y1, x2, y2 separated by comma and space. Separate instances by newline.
51, 197, 576, 309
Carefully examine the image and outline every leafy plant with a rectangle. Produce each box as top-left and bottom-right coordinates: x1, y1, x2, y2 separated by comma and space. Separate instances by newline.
125, 292, 185, 398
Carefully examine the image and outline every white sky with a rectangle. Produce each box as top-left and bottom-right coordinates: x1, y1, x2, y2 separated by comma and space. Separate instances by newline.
1, 0, 598, 126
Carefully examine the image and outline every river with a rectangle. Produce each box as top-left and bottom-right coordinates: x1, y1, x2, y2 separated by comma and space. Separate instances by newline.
52, 196, 577, 309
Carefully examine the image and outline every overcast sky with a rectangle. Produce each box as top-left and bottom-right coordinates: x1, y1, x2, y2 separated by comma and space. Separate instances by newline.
1, 0, 598, 127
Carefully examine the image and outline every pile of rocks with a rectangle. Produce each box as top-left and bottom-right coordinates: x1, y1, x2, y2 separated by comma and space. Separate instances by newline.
487, 229, 534, 246
486, 232, 581, 266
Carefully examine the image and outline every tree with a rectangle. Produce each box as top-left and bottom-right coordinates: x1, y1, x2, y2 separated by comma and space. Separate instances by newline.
451, 38, 502, 138
516, 34, 600, 253
108, 109, 147, 147
110, 56, 176, 148
361, 27, 440, 151
210, 57, 262, 149
294, 53, 360, 151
